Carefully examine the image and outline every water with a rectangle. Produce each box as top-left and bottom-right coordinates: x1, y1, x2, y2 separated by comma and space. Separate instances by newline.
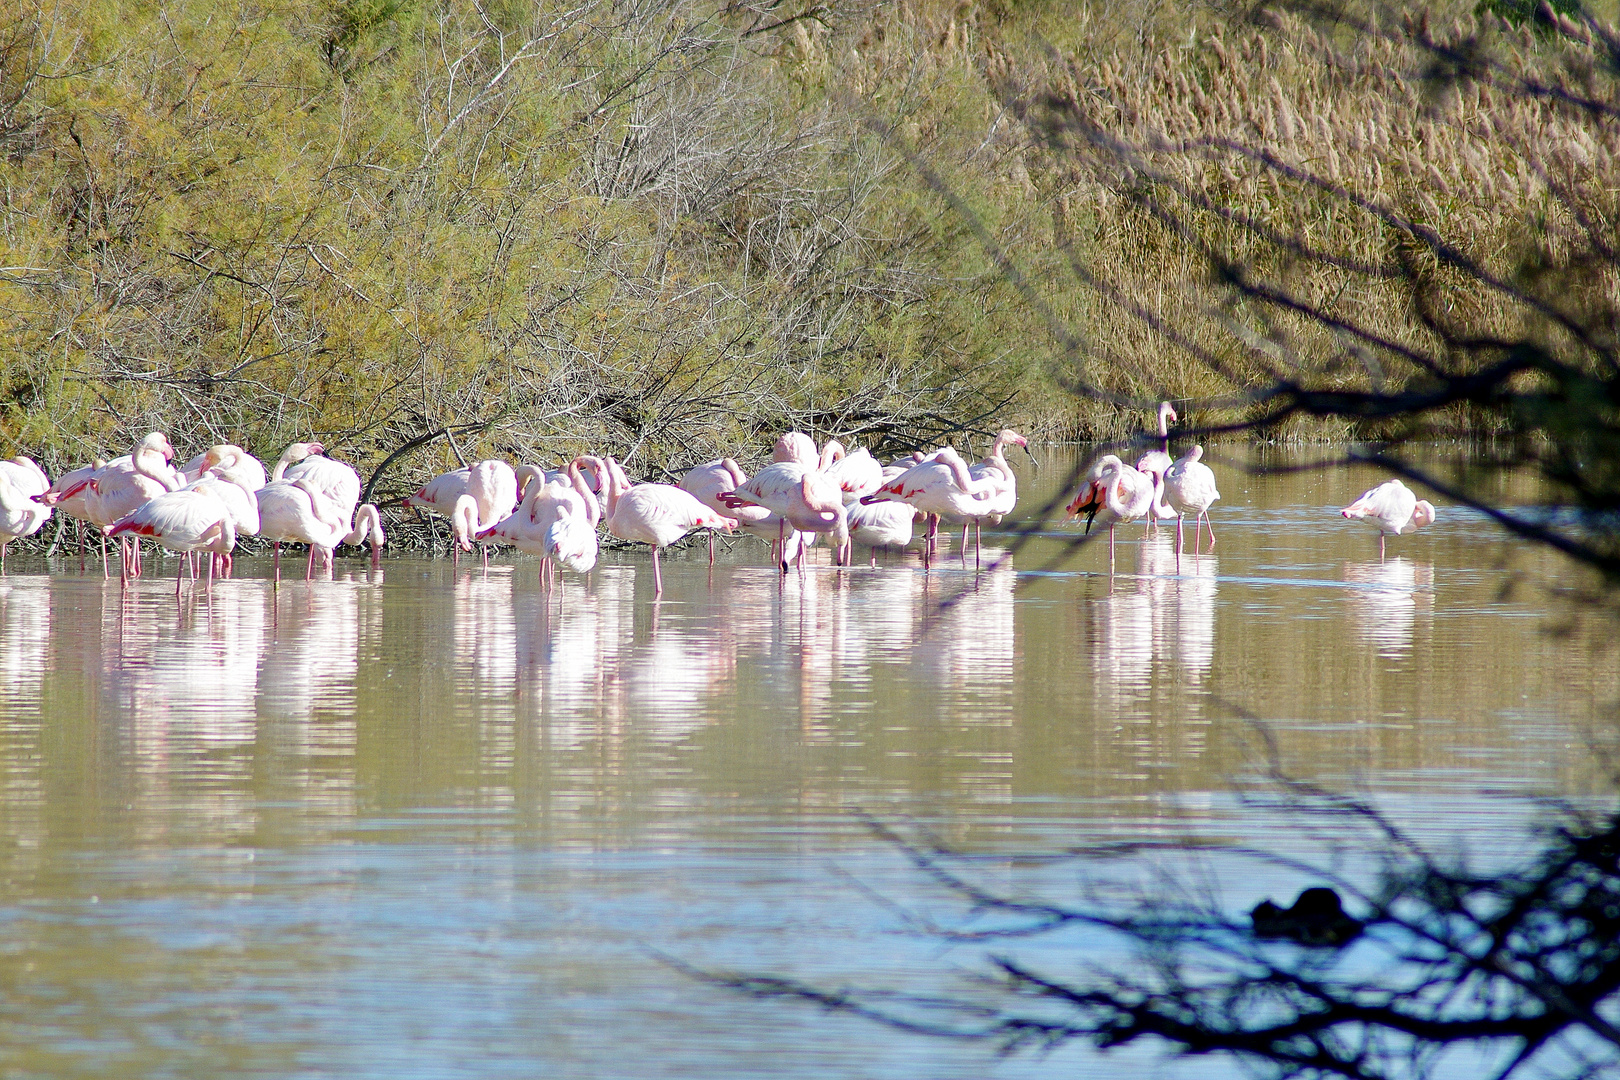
0, 447, 1613, 1078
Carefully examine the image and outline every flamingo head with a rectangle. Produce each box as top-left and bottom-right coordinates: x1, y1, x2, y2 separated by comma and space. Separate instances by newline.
1411, 500, 1436, 529
773, 431, 817, 466
1159, 401, 1178, 428
140, 432, 176, 462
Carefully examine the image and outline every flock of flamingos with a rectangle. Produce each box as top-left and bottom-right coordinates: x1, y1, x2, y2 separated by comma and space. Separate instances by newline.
0, 402, 1436, 592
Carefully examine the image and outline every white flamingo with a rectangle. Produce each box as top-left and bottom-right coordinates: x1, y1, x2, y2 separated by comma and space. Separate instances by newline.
680, 457, 776, 564
0, 464, 51, 572
1137, 400, 1178, 478
859, 448, 998, 569
257, 478, 352, 580
105, 483, 240, 594
603, 457, 734, 596
1340, 478, 1435, 559
1163, 444, 1221, 569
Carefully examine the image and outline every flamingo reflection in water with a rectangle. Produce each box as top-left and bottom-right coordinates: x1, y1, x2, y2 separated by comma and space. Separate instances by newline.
0, 578, 49, 713
259, 575, 375, 726
1139, 536, 1219, 680
512, 567, 634, 747
454, 566, 518, 703
1344, 558, 1433, 656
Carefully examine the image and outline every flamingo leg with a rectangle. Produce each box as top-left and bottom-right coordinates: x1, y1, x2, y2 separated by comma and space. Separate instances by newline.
651, 546, 663, 596
960, 522, 969, 564
708, 532, 714, 567
1109, 524, 1117, 575
975, 521, 982, 570
1379, 533, 1386, 560
101, 530, 109, 578
1202, 512, 1216, 551
175, 551, 185, 595
1175, 514, 1185, 574
305, 544, 316, 580
273, 541, 281, 582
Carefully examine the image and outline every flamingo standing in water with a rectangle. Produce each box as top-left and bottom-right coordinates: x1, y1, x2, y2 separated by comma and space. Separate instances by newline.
105, 480, 244, 594
954, 429, 1029, 567
680, 458, 775, 564
34, 459, 102, 569
483, 458, 600, 586
406, 459, 519, 562
1137, 401, 1178, 479
63, 432, 183, 579
179, 444, 267, 491
1340, 478, 1435, 559
282, 447, 361, 529
0, 462, 51, 572
718, 443, 846, 570
603, 457, 734, 596
257, 478, 353, 580
860, 448, 998, 569
1163, 444, 1221, 569
1066, 454, 1155, 572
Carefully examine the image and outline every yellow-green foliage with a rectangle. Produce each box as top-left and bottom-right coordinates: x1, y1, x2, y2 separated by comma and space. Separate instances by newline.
1, 0, 1616, 487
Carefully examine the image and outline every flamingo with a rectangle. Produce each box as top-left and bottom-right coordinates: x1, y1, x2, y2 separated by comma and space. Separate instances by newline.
483, 458, 600, 586
602, 456, 734, 596
0, 465, 51, 572
1137, 401, 1178, 478
1134, 455, 1180, 537
184, 453, 264, 578
954, 429, 1029, 567
1065, 454, 1155, 571
406, 460, 518, 533
62, 432, 182, 579
1340, 478, 1435, 559
282, 448, 361, 529
860, 447, 998, 569
105, 484, 238, 594
717, 450, 845, 571
257, 478, 352, 580
179, 444, 267, 491
1164, 445, 1221, 569
845, 499, 915, 565
680, 458, 778, 564
34, 459, 103, 569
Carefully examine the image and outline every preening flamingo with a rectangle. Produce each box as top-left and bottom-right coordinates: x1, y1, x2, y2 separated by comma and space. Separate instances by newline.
1340, 478, 1435, 559
257, 477, 352, 580
718, 453, 845, 570
680, 457, 777, 564
105, 484, 239, 594
0, 464, 51, 572
1163, 444, 1221, 569
406, 459, 519, 538
603, 457, 734, 596
1065, 454, 1155, 571
860, 447, 997, 569
344, 505, 386, 565
487, 458, 600, 585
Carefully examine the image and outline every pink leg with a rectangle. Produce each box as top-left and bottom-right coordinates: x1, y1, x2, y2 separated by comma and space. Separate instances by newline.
273, 542, 281, 582
305, 545, 316, 580
1175, 515, 1185, 574
175, 552, 185, 595
1202, 512, 1216, 551
1109, 525, 1117, 574
651, 547, 663, 596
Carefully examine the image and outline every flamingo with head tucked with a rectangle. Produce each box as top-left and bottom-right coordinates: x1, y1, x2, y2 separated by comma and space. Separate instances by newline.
1066, 454, 1155, 572
602, 457, 734, 597
0, 464, 51, 572
680, 458, 776, 565
1340, 478, 1435, 559
105, 482, 240, 594
62, 433, 182, 579
1164, 445, 1221, 569
257, 478, 352, 580
860, 447, 998, 569
717, 443, 846, 571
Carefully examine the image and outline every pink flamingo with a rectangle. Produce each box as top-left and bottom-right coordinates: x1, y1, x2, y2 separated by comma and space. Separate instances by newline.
105, 484, 239, 594
1163, 445, 1221, 569
184, 453, 264, 578
1065, 454, 1156, 572
406, 460, 518, 538
680, 458, 779, 564
0, 464, 51, 572
61, 433, 182, 579
717, 446, 847, 571
1340, 478, 1435, 559
860, 447, 997, 569
257, 477, 353, 580
602, 456, 734, 596
34, 459, 103, 569
955, 429, 1029, 566
483, 459, 600, 586
281, 447, 361, 528
179, 444, 267, 491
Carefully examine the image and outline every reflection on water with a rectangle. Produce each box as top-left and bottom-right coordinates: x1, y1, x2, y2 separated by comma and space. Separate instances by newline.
0, 446, 1615, 1080
1344, 558, 1433, 657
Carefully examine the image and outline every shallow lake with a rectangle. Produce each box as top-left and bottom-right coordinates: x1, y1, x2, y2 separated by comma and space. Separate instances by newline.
0, 446, 1613, 1078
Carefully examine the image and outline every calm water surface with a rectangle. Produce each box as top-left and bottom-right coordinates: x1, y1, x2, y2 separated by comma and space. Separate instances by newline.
0, 447, 1614, 1078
